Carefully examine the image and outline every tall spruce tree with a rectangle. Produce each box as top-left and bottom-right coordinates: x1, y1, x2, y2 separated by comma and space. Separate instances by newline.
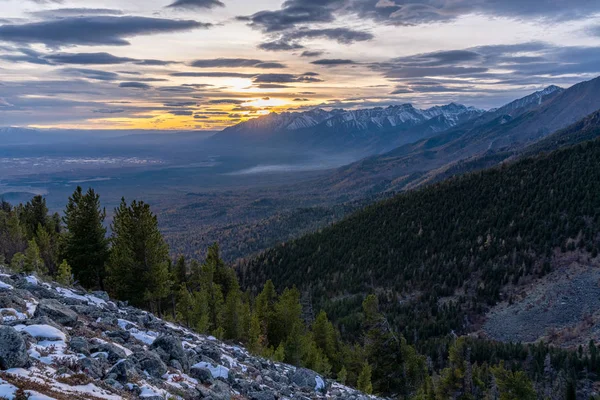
63, 187, 109, 289
107, 198, 171, 310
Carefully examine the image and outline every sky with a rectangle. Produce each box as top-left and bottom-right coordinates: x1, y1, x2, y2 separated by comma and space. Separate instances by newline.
1, 0, 600, 130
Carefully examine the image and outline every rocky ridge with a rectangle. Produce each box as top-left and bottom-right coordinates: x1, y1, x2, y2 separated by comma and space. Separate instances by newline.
0, 267, 380, 400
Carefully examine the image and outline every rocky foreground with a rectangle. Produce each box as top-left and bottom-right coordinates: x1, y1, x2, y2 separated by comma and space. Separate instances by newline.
0, 268, 379, 400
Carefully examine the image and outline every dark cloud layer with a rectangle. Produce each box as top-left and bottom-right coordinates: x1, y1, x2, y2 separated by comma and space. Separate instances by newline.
190, 58, 287, 69
380, 42, 600, 96
166, 0, 225, 9
242, 0, 600, 33
119, 82, 152, 89
0, 16, 210, 47
311, 59, 356, 66
28, 8, 124, 18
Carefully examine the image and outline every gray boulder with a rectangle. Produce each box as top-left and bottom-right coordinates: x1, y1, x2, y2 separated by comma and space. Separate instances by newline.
133, 351, 167, 379
249, 391, 277, 400
78, 357, 105, 379
108, 359, 138, 383
69, 336, 90, 355
0, 326, 29, 370
190, 366, 214, 384
291, 368, 325, 392
150, 335, 189, 371
34, 298, 78, 326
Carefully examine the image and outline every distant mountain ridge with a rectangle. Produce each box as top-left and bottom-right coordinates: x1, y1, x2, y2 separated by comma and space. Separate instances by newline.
212, 102, 486, 155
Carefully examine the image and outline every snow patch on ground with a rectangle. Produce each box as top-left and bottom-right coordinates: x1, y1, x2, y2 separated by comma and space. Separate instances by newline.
14, 324, 66, 341
192, 361, 229, 379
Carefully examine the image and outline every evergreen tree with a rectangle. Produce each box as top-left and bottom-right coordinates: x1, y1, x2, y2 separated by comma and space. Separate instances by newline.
35, 224, 57, 275
107, 198, 170, 308
63, 187, 109, 289
313, 310, 337, 367
255, 279, 277, 343
56, 260, 73, 286
271, 287, 303, 348
337, 366, 348, 385
248, 312, 263, 353
175, 284, 194, 327
174, 255, 187, 285
357, 363, 373, 395
23, 239, 43, 274
492, 363, 536, 400
21, 195, 49, 237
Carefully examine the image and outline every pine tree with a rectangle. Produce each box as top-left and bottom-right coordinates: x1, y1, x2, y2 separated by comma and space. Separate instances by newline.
174, 256, 187, 285
273, 343, 285, 362
313, 310, 337, 366
10, 252, 26, 272
176, 284, 194, 327
21, 195, 49, 238
337, 366, 348, 385
271, 286, 302, 348
63, 187, 109, 289
23, 239, 43, 274
248, 312, 263, 353
357, 363, 373, 395
223, 283, 243, 341
145, 257, 173, 316
107, 198, 170, 307
56, 260, 73, 286
255, 280, 277, 344
192, 290, 210, 333
35, 224, 56, 275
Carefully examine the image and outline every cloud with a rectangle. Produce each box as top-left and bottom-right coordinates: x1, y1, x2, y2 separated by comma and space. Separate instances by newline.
164, 101, 199, 107
258, 41, 304, 52
287, 28, 373, 44
0, 16, 210, 47
311, 59, 356, 66
301, 50, 324, 57
242, 0, 600, 36
171, 72, 256, 78
238, 0, 341, 32
119, 82, 152, 89
29, 8, 124, 18
0, 47, 54, 65
63, 68, 120, 81
166, 0, 225, 9
257, 27, 373, 51
93, 108, 126, 114
588, 25, 600, 37
168, 109, 194, 115
43, 52, 173, 66
253, 73, 324, 83
190, 58, 287, 69
208, 99, 245, 104
379, 42, 600, 98
257, 83, 290, 89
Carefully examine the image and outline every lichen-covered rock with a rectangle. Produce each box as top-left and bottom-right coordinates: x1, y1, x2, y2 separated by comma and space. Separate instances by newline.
133, 351, 167, 379
69, 336, 90, 355
34, 298, 78, 326
0, 326, 29, 369
150, 335, 189, 371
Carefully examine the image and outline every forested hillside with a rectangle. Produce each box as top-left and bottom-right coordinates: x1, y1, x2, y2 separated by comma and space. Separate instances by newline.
241, 137, 600, 350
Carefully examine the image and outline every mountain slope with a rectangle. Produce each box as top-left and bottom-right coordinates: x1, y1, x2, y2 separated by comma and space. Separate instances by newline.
241, 136, 600, 348
319, 77, 600, 197
0, 269, 377, 400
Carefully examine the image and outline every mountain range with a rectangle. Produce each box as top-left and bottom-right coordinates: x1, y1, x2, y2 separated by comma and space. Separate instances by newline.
211, 102, 486, 155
